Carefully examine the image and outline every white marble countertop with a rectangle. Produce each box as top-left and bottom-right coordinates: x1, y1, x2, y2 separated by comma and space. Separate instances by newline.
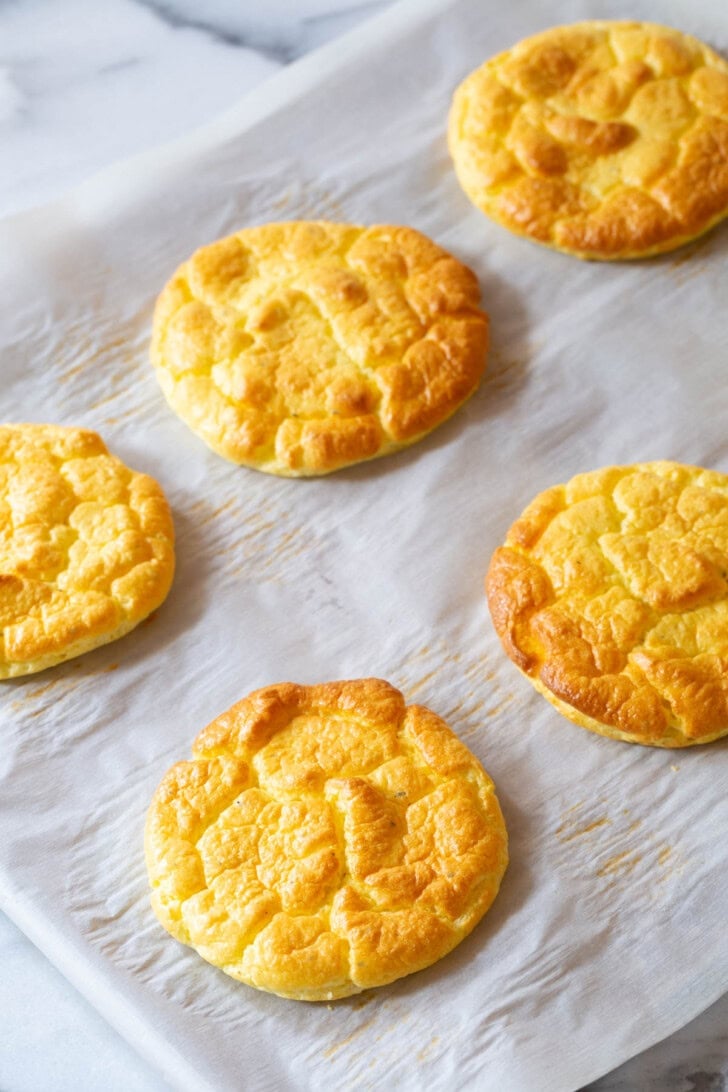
0, 2, 726, 1089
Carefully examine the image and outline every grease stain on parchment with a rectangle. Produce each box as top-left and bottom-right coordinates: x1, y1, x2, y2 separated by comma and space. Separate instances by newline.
485, 355, 528, 395
183, 491, 322, 586
417, 1036, 441, 1063
323, 1015, 379, 1059
8, 660, 121, 718
345, 1010, 415, 1088
58, 315, 149, 389
555, 798, 686, 899
665, 233, 716, 288
556, 816, 611, 842
596, 850, 642, 879
269, 179, 346, 222
655, 842, 685, 885
657, 845, 672, 866
53, 312, 155, 429
392, 640, 511, 740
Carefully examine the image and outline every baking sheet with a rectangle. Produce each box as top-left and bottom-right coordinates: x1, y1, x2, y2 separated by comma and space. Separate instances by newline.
1, 0, 727, 1088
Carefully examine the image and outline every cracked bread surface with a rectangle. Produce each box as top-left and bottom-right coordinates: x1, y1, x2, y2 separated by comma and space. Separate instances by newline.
449, 21, 728, 259
150, 220, 489, 476
486, 461, 728, 747
145, 678, 508, 1001
0, 424, 174, 678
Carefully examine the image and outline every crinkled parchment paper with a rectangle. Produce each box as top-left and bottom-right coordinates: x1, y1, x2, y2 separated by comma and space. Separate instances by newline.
0, 0, 726, 1088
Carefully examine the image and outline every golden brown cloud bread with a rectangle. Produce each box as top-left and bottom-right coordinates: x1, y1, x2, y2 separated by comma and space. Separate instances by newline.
145, 678, 508, 1001
449, 21, 728, 259
150, 221, 488, 475
487, 462, 728, 747
0, 424, 174, 678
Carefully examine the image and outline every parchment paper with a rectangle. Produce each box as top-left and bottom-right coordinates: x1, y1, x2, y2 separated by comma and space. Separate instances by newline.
1, 0, 727, 1088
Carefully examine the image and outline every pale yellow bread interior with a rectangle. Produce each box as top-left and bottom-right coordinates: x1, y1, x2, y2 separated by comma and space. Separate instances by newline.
145, 678, 508, 1000
486, 461, 728, 746
150, 220, 489, 475
449, 21, 728, 259
0, 424, 175, 678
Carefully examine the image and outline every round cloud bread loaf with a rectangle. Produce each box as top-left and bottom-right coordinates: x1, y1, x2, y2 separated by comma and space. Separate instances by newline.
487, 461, 728, 747
449, 21, 728, 259
145, 678, 508, 1001
0, 424, 175, 678
150, 221, 489, 476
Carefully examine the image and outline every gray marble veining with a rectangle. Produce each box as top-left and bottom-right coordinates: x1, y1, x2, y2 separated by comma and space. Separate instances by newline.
132, 0, 391, 63
0, 0, 386, 216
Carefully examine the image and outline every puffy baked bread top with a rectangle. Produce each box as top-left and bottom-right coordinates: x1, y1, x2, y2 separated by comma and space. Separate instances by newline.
150, 221, 488, 476
145, 678, 508, 1001
0, 424, 174, 678
449, 21, 728, 259
487, 461, 728, 747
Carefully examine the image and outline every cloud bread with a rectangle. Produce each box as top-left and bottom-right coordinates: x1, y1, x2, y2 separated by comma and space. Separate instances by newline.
145, 678, 508, 1001
449, 21, 728, 259
487, 461, 728, 747
150, 221, 489, 475
0, 424, 174, 678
